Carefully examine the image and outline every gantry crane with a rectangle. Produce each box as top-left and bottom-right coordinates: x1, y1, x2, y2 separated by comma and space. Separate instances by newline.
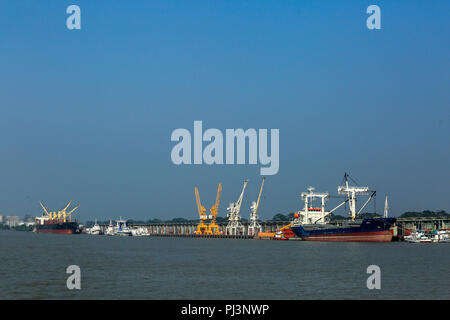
248, 177, 265, 236
207, 184, 223, 235
226, 180, 248, 235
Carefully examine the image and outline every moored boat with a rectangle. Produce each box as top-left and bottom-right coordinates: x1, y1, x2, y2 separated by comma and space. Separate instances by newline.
35, 201, 81, 235
290, 174, 397, 242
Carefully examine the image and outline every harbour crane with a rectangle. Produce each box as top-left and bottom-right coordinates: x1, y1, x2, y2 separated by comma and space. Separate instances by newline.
248, 177, 265, 236
207, 184, 223, 235
226, 180, 248, 236
194, 187, 210, 235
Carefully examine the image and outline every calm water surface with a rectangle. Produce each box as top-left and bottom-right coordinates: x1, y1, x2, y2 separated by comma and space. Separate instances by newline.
0, 231, 448, 299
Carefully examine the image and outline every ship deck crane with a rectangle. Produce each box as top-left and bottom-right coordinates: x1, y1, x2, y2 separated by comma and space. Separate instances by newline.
338, 173, 373, 220
249, 177, 265, 236
38, 201, 79, 223
226, 180, 248, 236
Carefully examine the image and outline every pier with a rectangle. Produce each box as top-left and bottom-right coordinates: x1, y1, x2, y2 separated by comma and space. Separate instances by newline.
396, 217, 450, 234
100, 221, 288, 238
131, 221, 287, 237
96, 217, 450, 239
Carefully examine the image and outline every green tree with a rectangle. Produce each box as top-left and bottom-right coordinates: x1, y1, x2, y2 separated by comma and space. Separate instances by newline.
271, 213, 289, 221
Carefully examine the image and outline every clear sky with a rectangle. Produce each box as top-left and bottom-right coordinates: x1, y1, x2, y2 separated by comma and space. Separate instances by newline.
0, 1, 449, 222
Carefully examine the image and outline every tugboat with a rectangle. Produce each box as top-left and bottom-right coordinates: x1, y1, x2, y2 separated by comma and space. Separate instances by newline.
290, 174, 396, 242
35, 201, 81, 234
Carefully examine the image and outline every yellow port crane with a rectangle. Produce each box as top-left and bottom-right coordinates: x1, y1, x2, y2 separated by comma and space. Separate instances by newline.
207, 184, 223, 235
194, 187, 210, 235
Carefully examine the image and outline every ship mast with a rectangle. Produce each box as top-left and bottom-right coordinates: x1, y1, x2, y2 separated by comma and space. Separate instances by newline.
384, 196, 389, 218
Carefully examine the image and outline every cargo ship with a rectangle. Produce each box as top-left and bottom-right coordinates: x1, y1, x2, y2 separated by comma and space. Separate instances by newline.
290, 174, 396, 242
34, 201, 81, 234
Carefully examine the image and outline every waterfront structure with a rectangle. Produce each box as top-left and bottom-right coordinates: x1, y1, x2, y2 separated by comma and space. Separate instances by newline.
5, 216, 20, 228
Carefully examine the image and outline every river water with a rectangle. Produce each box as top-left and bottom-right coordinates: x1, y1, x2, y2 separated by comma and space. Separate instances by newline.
0, 230, 448, 299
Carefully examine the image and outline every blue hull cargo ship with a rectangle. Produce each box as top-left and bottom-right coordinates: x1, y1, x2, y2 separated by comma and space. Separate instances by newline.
290, 174, 397, 242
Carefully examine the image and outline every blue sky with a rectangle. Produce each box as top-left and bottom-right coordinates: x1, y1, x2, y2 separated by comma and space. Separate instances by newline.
0, 1, 449, 221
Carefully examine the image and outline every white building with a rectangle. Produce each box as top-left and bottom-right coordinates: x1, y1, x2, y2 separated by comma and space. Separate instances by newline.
5, 216, 20, 228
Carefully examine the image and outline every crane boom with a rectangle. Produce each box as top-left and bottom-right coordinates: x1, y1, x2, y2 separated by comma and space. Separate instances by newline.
62, 200, 72, 212
195, 187, 206, 217
210, 183, 222, 218
39, 201, 50, 216
254, 177, 265, 215
66, 205, 79, 217
234, 180, 248, 216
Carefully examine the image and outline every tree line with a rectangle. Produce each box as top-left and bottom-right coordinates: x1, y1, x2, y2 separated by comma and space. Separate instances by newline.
84, 210, 450, 227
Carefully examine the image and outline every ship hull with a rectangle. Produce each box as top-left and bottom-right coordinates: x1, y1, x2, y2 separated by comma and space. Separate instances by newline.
291, 218, 396, 243
299, 230, 393, 242
35, 222, 81, 234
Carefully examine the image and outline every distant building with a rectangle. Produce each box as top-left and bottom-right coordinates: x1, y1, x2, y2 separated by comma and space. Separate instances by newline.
0, 215, 3, 224
5, 216, 20, 228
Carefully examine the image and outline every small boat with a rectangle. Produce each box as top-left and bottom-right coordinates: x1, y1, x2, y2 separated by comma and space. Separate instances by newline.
404, 231, 433, 243
131, 227, 150, 236
105, 219, 115, 235
430, 230, 450, 243
114, 218, 132, 236
88, 219, 103, 235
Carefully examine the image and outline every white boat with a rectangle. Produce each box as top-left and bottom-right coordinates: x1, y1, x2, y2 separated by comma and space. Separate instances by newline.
114, 218, 132, 236
105, 219, 115, 235
431, 230, 450, 243
404, 230, 448, 243
131, 227, 150, 237
88, 219, 103, 235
